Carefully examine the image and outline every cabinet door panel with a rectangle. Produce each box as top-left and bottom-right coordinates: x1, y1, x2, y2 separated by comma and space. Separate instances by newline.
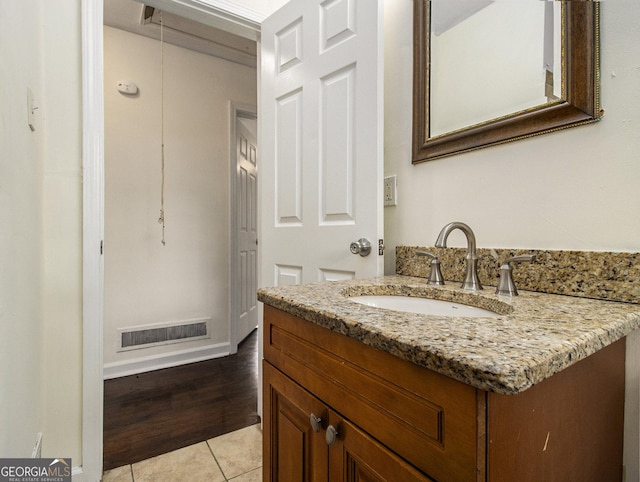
329, 415, 434, 482
264, 362, 329, 482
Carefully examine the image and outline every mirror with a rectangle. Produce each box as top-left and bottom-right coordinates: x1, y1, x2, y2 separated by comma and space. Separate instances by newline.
412, 0, 602, 163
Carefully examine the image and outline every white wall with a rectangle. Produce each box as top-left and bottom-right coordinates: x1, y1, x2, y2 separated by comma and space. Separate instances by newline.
0, 0, 83, 462
41, 0, 84, 462
0, 0, 45, 458
103, 27, 257, 372
384, 1, 640, 254
384, 0, 640, 478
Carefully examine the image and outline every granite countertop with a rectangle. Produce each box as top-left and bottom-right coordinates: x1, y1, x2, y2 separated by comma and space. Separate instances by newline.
258, 275, 640, 394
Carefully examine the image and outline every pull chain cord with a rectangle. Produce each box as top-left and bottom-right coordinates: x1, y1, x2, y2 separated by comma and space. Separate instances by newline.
158, 11, 166, 245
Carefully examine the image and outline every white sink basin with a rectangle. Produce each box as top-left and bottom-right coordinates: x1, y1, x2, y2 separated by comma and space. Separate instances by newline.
349, 295, 500, 317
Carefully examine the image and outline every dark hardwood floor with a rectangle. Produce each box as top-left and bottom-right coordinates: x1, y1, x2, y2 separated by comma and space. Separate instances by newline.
103, 329, 259, 470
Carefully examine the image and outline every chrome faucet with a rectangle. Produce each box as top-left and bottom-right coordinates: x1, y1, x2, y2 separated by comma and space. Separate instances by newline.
434, 222, 483, 291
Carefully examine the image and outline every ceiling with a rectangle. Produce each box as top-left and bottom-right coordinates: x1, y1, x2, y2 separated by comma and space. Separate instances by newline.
103, 0, 257, 67
104, 0, 493, 63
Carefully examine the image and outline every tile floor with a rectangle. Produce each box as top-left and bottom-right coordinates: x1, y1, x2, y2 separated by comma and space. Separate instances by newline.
102, 424, 262, 482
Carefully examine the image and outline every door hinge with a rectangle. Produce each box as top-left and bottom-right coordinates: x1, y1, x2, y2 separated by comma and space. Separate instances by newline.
378, 239, 385, 255
100, 240, 104, 255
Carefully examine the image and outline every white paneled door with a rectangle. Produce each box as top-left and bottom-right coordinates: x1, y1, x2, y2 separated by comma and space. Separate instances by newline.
260, 0, 384, 287
236, 118, 259, 343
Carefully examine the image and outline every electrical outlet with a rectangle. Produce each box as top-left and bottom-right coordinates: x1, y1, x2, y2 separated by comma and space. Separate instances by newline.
384, 175, 397, 206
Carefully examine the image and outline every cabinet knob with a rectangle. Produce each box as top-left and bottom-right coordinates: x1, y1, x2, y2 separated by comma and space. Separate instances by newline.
325, 425, 339, 446
310, 413, 322, 433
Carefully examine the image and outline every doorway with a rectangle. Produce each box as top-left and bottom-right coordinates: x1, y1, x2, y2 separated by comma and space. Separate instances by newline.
90, 2, 259, 474
102, 15, 257, 378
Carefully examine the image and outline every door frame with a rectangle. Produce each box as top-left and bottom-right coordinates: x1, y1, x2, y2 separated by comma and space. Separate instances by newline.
81, 2, 264, 479
229, 102, 258, 354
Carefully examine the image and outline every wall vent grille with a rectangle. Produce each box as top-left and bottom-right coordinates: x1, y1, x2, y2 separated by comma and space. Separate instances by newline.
118, 319, 210, 351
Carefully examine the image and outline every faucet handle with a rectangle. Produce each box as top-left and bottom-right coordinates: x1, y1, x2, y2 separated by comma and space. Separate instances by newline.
416, 250, 435, 259
495, 254, 536, 296
504, 254, 536, 265
416, 250, 445, 285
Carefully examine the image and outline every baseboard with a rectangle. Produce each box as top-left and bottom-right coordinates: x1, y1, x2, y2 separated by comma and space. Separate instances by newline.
72, 465, 86, 482
103, 342, 231, 379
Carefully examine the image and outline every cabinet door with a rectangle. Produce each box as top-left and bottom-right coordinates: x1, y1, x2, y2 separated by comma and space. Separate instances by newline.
328, 414, 434, 482
263, 361, 329, 482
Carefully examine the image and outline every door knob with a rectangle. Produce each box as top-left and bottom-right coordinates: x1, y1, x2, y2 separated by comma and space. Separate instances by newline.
350, 238, 372, 257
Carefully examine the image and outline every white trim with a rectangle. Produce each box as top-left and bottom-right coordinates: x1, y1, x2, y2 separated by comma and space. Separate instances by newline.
229, 102, 258, 356
256, 38, 263, 423
103, 342, 231, 379
80, 0, 105, 480
72, 467, 86, 480
133, 0, 264, 40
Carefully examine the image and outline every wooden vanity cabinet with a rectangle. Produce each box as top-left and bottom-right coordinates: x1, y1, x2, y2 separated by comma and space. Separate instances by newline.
262, 305, 625, 482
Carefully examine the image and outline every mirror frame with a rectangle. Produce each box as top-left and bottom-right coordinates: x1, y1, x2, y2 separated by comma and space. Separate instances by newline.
412, 0, 601, 163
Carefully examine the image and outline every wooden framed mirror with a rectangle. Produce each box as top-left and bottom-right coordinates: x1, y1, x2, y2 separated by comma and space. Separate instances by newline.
412, 0, 602, 163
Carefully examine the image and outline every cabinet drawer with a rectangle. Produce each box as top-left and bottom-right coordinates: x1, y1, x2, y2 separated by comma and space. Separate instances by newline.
264, 305, 481, 482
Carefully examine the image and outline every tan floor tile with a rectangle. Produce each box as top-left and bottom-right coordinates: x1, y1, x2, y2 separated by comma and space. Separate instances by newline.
229, 466, 262, 482
102, 465, 133, 482
132, 442, 225, 482
207, 424, 262, 479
